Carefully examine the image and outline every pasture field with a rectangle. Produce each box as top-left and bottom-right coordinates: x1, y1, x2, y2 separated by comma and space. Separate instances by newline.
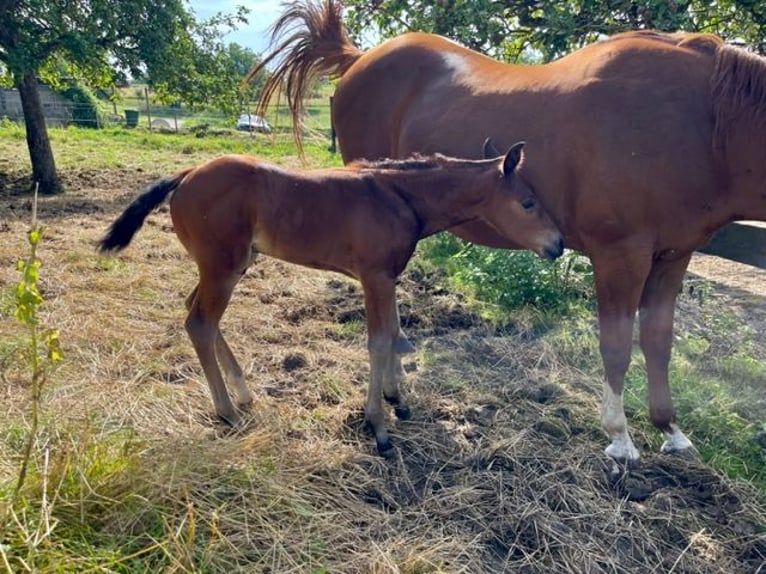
111, 82, 334, 138
0, 124, 764, 572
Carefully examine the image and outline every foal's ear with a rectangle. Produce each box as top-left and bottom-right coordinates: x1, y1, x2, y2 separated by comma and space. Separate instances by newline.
502, 141, 526, 177
482, 137, 501, 159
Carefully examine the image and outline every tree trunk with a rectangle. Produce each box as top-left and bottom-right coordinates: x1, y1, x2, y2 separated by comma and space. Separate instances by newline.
16, 72, 62, 195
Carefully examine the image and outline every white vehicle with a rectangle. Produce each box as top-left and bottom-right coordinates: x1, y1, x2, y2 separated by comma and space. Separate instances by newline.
235, 113, 272, 134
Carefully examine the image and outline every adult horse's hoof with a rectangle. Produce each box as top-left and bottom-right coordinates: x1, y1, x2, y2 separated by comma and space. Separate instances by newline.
604, 441, 640, 465
660, 427, 695, 455
394, 404, 411, 420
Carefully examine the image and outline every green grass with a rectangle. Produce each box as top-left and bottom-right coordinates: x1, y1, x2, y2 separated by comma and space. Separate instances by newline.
0, 122, 341, 179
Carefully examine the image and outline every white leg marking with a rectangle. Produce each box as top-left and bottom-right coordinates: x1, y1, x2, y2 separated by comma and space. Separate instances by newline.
601, 381, 640, 461
661, 424, 694, 453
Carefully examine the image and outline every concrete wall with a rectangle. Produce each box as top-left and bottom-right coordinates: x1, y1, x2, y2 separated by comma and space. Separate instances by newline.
0, 85, 72, 126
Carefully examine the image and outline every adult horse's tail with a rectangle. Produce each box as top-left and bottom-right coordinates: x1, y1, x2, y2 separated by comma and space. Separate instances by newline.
98, 169, 191, 252
243, 0, 361, 151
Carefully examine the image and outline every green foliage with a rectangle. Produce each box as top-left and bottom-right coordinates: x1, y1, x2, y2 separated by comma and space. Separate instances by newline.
0, 116, 25, 139
419, 233, 593, 313
343, 0, 766, 60
148, 21, 263, 116
8, 204, 62, 505
0, 1, 256, 111
58, 83, 102, 128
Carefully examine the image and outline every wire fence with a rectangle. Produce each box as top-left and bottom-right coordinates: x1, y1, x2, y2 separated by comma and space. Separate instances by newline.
0, 99, 336, 145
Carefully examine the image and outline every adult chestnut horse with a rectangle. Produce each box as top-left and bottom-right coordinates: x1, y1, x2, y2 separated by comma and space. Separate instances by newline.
245, 0, 766, 461
99, 147, 563, 456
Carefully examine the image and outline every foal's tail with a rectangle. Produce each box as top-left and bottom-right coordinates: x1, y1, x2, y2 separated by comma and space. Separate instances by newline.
98, 169, 191, 252
242, 0, 362, 152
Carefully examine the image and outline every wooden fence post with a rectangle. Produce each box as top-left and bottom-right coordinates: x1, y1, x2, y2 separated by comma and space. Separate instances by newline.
329, 96, 336, 153
144, 87, 152, 132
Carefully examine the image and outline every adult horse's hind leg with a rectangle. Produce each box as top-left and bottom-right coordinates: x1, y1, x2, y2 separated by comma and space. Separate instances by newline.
591, 245, 653, 462
186, 285, 252, 407
361, 272, 400, 456
639, 254, 694, 454
185, 272, 243, 427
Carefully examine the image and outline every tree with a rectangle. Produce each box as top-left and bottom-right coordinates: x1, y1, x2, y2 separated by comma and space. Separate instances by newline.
0, 1, 248, 194
152, 41, 266, 116
342, 1, 766, 62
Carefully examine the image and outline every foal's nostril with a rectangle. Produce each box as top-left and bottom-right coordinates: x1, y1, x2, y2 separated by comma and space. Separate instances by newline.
543, 236, 564, 260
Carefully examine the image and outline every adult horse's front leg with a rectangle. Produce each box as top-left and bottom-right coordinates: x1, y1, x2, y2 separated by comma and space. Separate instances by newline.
639, 253, 694, 454
591, 246, 653, 462
361, 273, 400, 457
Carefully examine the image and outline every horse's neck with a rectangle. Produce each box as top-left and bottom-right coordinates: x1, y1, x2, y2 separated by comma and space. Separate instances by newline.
713, 45, 766, 222
381, 170, 481, 237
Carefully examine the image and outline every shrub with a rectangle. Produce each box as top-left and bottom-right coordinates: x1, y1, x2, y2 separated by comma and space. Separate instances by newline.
58, 83, 102, 128
419, 234, 594, 313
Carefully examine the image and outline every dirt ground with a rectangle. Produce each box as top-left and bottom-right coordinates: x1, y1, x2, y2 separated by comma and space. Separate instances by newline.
1, 167, 765, 573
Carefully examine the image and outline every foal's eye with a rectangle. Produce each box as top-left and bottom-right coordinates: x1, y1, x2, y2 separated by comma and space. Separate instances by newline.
521, 198, 536, 210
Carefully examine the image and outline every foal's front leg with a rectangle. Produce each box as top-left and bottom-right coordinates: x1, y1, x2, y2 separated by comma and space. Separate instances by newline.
361, 273, 400, 456
384, 300, 412, 420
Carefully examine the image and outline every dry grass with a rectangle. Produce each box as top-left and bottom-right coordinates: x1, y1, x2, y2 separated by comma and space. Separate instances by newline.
0, 132, 764, 572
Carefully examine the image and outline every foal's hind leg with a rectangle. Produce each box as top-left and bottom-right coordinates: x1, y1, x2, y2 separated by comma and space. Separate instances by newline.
215, 335, 253, 407
185, 272, 243, 427
186, 285, 252, 407
639, 254, 694, 454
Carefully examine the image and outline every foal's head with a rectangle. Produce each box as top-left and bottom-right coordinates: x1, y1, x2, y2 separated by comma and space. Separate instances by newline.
479, 142, 564, 260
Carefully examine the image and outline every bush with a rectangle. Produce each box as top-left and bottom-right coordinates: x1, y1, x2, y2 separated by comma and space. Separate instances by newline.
58, 83, 102, 128
419, 234, 594, 313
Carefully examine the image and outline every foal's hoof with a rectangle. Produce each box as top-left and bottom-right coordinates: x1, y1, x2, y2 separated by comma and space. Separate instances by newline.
395, 335, 416, 354
236, 397, 254, 410
394, 405, 411, 420
219, 411, 245, 430
376, 437, 396, 459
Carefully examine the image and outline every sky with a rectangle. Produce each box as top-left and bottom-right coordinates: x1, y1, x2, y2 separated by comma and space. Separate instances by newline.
187, 0, 282, 54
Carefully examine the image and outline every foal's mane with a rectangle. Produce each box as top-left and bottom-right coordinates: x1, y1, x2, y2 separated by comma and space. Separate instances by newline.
351, 154, 478, 172
711, 42, 766, 149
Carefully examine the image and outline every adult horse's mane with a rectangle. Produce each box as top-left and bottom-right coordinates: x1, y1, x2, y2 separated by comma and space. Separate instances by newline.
712, 43, 766, 148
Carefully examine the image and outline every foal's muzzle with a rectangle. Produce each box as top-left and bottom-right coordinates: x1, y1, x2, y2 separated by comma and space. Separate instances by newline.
541, 236, 564, 260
